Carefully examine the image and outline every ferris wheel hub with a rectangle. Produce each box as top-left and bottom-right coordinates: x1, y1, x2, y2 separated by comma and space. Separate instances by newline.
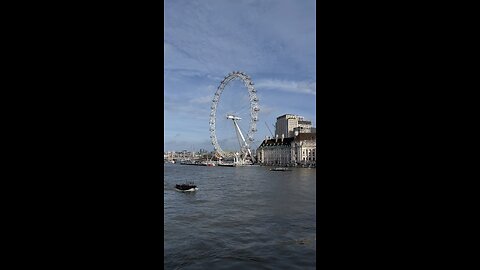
226, 114, 242, 120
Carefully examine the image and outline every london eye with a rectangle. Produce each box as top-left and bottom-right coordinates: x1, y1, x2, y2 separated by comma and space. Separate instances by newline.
209, 71, 259, 165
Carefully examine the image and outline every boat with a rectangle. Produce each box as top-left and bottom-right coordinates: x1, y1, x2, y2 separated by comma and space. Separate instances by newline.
202, 161, 216, 166
180, 160, 197, 165
218, 162, 235, 167
270, 167, 292, 171
175, 182, 198, 192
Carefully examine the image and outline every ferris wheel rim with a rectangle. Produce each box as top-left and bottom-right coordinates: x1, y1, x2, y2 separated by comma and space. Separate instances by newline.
209, 71, 259, 159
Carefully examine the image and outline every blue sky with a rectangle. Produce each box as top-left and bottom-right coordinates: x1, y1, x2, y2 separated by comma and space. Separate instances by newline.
164, 0, 316, 152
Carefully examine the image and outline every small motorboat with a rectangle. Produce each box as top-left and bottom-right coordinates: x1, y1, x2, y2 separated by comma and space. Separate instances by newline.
270, 167, 292, 171
202, 161, 216, 166
218, 163, 235, 167
175, 182, 198, 192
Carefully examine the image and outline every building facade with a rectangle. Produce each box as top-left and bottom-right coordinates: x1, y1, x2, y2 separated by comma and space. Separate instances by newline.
290, 133, 316, 166
257, 135, 294, 166
275, 114, 313, 138
257, 132, 316, 167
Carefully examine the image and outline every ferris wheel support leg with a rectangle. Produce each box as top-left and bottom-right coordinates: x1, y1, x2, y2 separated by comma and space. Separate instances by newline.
231, 119, 255, 164
232, 119, 246, 155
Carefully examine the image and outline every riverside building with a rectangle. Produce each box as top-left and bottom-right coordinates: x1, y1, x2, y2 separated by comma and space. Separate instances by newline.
257, 114, 316, 167
291, 132, 316, 166
257, 134, 294, 166
275, 114, 314, 138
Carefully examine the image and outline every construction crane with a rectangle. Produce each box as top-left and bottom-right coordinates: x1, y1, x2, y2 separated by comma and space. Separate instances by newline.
265, 121, 274, 137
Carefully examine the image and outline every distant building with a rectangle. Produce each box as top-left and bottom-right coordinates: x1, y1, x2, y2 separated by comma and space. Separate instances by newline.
275, 114, 313, 138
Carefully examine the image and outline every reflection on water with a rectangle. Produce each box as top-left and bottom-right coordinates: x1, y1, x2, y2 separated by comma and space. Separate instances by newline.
164, 164, 316, 270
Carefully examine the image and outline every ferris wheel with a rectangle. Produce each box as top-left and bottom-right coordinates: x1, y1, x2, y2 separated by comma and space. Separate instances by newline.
209, 71, 259, 163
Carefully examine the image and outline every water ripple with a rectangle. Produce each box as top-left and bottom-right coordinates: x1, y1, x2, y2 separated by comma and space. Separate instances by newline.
164, 164, 316, 269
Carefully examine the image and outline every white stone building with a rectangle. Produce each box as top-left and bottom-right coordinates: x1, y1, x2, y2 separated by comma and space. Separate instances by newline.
290, 133, 316, 165
257, 132, 316, 166
257, 135, 294, 166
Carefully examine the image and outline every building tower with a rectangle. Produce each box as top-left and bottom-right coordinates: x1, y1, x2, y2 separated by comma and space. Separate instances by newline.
275, 114, 313, 138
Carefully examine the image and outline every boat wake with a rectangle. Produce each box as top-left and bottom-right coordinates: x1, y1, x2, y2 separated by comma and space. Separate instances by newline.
175, 187, 199, 192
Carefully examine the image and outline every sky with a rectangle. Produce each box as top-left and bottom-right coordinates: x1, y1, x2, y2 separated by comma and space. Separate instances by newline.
164, 0, 316, 152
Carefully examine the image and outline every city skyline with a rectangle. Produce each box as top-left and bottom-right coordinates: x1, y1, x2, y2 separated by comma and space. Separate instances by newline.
164, 0, 316, 152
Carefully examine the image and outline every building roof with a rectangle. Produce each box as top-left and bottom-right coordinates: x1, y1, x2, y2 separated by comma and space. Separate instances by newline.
258, 137, 295, 147
276, 114, 297, 119
294, 133, 316, 141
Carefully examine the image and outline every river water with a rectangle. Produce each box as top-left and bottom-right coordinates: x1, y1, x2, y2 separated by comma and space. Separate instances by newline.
164, 163, 316, 270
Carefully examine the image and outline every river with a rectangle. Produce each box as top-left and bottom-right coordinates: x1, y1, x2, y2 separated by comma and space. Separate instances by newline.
164, 163, 316, 269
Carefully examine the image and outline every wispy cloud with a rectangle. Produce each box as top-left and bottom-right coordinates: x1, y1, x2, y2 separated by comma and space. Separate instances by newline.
164, 0, 316, 151
164, 0, 316, 77
190, 95, 212, 104
259, 104, 277, 115
256, 79, 316, 95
